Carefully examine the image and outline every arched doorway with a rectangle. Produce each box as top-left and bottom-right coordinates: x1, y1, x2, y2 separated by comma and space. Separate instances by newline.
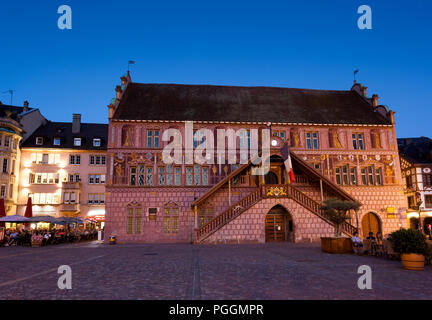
263, 155, 285, 185
265, 205, 294, 242
361, 212, 381, 238
264, 171, 279, 184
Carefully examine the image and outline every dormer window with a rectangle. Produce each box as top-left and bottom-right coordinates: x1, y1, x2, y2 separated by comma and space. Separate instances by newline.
36, 137, 43, 145
53, 137, 61, 146
74, 138, 82, 146
93, 138, 101, 147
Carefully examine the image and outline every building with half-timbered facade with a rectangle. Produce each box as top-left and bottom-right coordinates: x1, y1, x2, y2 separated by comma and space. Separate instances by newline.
398, 137, 432, 234
104, 73, 407, 243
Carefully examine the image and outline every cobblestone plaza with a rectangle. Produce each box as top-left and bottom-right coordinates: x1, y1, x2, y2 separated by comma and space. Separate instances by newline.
0, 242, 431, 300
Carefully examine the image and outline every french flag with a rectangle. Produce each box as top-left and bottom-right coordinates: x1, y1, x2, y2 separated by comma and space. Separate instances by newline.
280, 142, 295, 183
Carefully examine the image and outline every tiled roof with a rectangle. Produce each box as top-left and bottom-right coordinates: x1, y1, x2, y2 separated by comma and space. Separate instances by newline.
22, 121, 108, 150
398, 137, 432, 164
112, 83, 391, 125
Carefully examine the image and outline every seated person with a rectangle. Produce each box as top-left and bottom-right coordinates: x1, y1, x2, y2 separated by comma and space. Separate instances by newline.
351, 232, 363, 247
375, 232, 383, 245
9, 230, 19, 246
366, 232, 376, 242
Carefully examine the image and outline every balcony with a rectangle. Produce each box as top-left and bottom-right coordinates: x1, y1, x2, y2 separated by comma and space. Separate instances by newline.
61, 203, 80, 212
62, 181, 81, 189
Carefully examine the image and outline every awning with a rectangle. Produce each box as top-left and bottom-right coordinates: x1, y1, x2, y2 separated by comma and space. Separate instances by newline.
55, 217, 84, 225
28, 216, 60, 224
0, 215, 30, 222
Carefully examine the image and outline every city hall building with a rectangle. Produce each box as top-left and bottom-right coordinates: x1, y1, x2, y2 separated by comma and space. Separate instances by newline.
104, 73, 407, 243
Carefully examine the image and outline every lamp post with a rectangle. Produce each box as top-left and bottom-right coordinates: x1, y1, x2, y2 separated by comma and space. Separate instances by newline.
354, 208, 359, 232
415, 191, 423, 233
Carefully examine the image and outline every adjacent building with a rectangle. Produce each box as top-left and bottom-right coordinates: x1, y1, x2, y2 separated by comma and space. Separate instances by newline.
0, 101, 46, 214
398, 137, 432, 233
17, 114, 108, 226
104, 74, 407, 243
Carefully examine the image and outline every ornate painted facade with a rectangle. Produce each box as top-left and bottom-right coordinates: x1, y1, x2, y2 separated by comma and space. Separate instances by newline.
104, 73, 407, 243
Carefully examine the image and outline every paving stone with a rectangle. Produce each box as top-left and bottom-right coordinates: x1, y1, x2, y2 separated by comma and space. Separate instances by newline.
0, 242, 430, 299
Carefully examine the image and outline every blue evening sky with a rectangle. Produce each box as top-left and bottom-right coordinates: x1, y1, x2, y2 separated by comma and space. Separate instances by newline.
0, 0, 430, 138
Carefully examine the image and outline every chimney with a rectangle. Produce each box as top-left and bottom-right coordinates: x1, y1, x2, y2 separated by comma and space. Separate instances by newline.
72, 114, 81, 134
23, 100, 29, 112
361, 86, 368, 97
372, 94, 379, 107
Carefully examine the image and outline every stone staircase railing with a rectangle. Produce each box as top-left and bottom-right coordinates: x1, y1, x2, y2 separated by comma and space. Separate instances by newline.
194, 184, 358, 243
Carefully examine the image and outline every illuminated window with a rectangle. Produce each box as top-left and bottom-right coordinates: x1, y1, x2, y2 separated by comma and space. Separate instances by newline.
127, 208, 133, 234
93, 138, 101, 147
164, 203, 179, 233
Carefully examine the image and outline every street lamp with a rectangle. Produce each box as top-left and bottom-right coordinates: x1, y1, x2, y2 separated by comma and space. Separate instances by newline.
415, 191, 423, 233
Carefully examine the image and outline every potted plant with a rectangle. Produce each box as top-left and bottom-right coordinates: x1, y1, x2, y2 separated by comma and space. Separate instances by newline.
389, 228, 428, 270
320, 199, 360, 254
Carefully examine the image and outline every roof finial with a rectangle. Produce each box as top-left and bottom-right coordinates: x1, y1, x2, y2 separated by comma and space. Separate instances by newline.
353, 69, 359, 84
127, 60, 135, 73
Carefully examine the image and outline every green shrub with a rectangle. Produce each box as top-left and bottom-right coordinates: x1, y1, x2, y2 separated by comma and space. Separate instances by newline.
389, 228, 428, 255
320, 199, 360, 237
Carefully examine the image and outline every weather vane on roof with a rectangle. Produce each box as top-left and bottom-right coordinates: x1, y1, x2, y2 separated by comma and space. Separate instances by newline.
353, 69, 359, 83
2, 90, 14, 105
128, 60, 135, 72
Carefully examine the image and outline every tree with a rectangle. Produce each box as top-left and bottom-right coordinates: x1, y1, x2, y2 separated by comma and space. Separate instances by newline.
321, 199, 361, 237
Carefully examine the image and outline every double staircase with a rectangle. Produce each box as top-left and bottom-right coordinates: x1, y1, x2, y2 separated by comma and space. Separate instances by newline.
195, 184, 357, 243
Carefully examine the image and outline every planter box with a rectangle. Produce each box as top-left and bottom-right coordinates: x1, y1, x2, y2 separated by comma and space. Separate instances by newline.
401, 253, 425, 271
321, 237, 353, 254
31, 241, 42, 247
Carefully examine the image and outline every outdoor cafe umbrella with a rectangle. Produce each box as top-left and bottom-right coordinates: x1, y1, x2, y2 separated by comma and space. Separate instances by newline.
0, 198, 5, 228
24, 197, 33, 218
55, 217, 83, 227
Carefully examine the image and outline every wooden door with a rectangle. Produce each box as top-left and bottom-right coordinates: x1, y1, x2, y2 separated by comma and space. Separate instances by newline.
361, 212, 380, 238
265, 214, 286, 242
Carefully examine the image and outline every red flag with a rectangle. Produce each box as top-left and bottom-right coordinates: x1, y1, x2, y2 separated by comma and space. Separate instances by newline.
280, 142, 295, 183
